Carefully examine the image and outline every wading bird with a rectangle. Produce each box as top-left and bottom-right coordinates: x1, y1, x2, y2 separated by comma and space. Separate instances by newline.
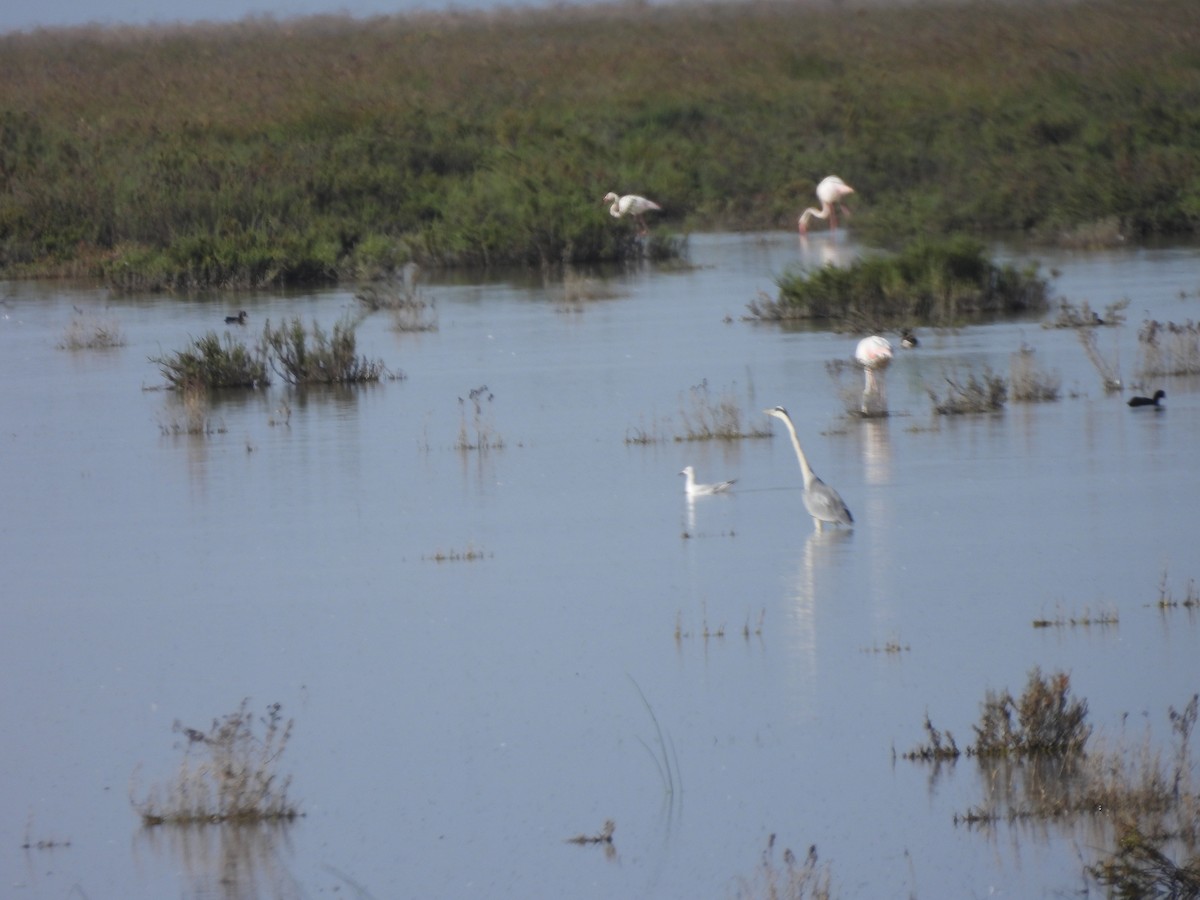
856, 335, 895, 415
798, 176, 855, 234
764, 406, 854, 530
1128, 389, 1165, 408
603, 192, 662, 236
225, 310, 247, 325
680, 466, 736, 497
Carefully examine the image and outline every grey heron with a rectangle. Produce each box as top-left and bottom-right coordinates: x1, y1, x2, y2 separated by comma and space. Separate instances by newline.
764, 406, 854, 530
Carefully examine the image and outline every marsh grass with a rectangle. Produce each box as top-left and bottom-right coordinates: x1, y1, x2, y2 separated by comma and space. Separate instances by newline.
158, 388, 228, 436
262, 316, 393, 384
1076, 327, 1123, 392
5, 0, 1199, 285
1032, 605, 1119, 629
556, 264, 623, 312
1043, 296, 1128, 329
423, 544, 491, 562
732, 836, 833, 900
151, 332, 269, 391
456, 384, 504, 452
1009, 344, 1061, 403
674, 379, 771, 442
1157, 569, 1199, 611
1136, 319, 1200, 378
133, 700, 298, 826
753, 237, 1049, 328
629, 678, 680, 809
925, 367, 1008, 415
59, 312, 125, 350
356, 263, 439, 332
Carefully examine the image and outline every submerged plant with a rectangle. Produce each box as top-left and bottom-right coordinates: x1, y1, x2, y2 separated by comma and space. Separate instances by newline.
674, 379, 771, 442
356, 262, 439, 332
456, 384, 504, 452
733, 835, 833, 900
133, 700, 299, 826
59, 312, 126, 350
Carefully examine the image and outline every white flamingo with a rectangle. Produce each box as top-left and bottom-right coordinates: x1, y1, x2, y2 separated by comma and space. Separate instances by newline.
680, 465, 736, 497
764, 406, 854, 530
855, 335, 894, 415
603, 192, 662, 236
798, 176, 855, 234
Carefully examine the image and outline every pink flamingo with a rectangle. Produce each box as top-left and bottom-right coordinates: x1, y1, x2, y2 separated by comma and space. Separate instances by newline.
603, 192, 662, 236
798, 176, 855, 234
855, 335, 894, 415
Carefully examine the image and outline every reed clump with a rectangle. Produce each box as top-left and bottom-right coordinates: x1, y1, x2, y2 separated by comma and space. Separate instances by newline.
674, 379, 771, 442
3, 0, 1197, 285
151, 332, 269, 391
59, 312, 125, 350
750, 236, 1048, 328
456, 384, 504, 452
926, 367, 1008, 415
133, 700, 299, 826
262, 316, 392, 384
1043, 297, 1127, 329
733, 836, 833, 900
1009, 344, 1061, 403
1136, 319, 1200, 378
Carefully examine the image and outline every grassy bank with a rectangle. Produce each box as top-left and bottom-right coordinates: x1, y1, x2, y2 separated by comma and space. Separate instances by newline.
1, 0, 1198, 286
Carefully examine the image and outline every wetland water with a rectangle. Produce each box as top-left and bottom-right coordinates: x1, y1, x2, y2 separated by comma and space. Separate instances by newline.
2, 232, 1198, 898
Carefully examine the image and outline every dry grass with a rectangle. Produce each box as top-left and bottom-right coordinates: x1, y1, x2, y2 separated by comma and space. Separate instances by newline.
1076, 327, 1123, 392
675, 379, 771, 442
926, 367, 1008, 415
157, 388, 227, 436
1009, 344, 1061, 403
1136, 319, 1200, 378
58, 312, 126, 350
133, 700, 299, 826
732, 836, 833, 900
456, 384, 504, 452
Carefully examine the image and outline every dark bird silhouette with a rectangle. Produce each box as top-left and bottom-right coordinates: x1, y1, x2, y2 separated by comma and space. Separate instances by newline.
1128, 389, 1165, 408
225, 310, 247, 325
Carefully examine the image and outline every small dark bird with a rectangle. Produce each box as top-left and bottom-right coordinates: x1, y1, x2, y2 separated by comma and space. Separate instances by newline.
900, 329, 919, 349
1128, 389, 1165, 408
225, 310, 247, 325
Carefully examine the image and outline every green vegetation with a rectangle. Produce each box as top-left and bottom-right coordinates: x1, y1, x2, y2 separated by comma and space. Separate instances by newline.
151, 332, 269, 390
752, 236, 1049, 328
262, 316, 391, 384
2, 0, 1198, 286
134, 700, 299, 826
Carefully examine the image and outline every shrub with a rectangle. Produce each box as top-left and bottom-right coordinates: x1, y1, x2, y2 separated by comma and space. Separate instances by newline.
261, 316, 391, 384
926, 367, 1008, 415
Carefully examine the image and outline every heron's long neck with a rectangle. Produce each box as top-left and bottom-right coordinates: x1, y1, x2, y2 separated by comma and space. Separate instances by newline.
780, 415, 817, 489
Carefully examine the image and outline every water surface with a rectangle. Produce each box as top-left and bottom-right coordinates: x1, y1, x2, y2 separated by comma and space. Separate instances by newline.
2, 233, 1198, 898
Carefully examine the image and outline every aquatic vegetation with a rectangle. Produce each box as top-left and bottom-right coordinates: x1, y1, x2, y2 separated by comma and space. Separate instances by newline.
157, 389, 228, 437
456, 384, 504, 452
1031, 605, 1119, 629
1043, 296, 1128, 329
675, 379, 771, 442
133, 700, 299, 826
925, 367, 1008, 415
565, 819, 615, 847
733, 836, 833, 900
1091, 825, 1200, 897
356, 263, 439, 332
1136, 319, 1200, 378
262, 316, 392, 384
1076, 327, 1123, 392
150, 332, 269, 391
423, 545, 491, 562
5, 0, 1198, 284
1157, 568, 1200, 611
1009, 344, 1061, 403
752, 237, 1049, 328
58, 312, 125, 350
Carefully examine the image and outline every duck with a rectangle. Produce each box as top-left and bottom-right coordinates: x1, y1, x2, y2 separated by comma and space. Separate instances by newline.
225, 310, 247, 325
1128, 389, 1165, 408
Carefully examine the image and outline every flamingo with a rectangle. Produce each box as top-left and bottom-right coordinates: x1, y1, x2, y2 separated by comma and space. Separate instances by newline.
680, 465, 736, 497
603, 192, 662, 236
856, 335, 894, 415
764, 406, 854, 530
798, 176, 855, 234
1128, 389, 1165, 408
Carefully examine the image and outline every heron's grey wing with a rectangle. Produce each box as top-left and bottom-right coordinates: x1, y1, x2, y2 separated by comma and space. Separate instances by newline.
804, 479, 854, 525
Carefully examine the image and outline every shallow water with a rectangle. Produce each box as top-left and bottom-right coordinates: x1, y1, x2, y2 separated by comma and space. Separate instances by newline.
2, 233, 1198, 898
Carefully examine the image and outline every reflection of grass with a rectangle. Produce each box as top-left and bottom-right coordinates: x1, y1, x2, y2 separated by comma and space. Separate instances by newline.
134, 700, 299, 826
733, 835, 833, 900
